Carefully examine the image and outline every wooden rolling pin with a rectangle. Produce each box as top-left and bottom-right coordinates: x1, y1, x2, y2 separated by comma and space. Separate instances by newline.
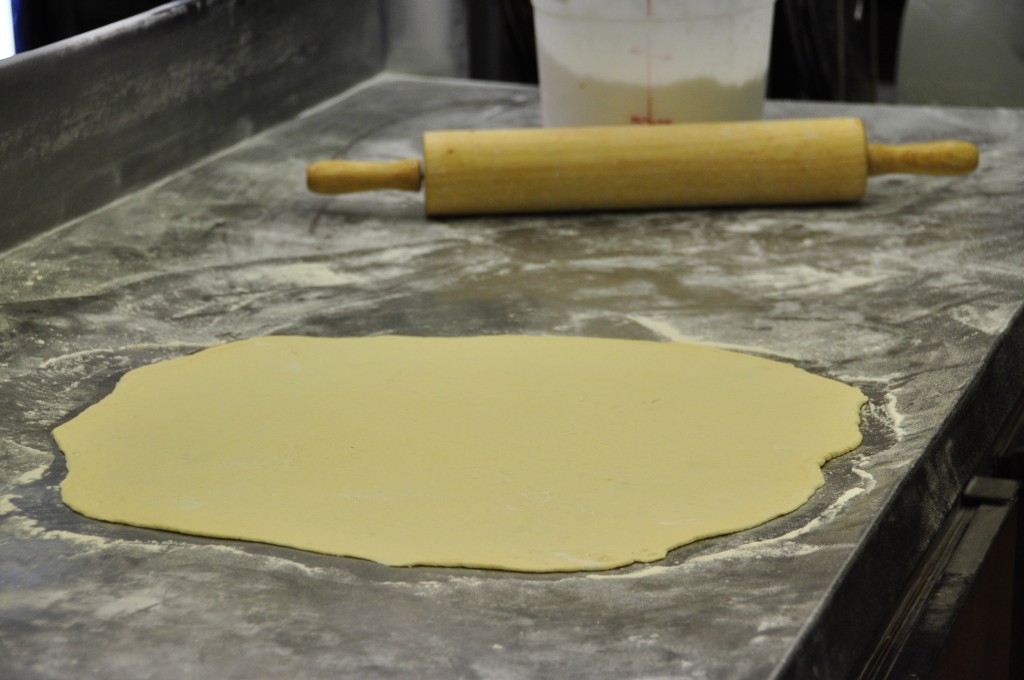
306, 118, 979, 215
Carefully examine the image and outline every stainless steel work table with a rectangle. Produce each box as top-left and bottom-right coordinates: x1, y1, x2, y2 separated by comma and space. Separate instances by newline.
2, 70, 1023, 678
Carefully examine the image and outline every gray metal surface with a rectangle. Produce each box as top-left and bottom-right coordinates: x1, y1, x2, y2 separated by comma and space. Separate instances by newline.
0, 0, 384, 251
2, 74, 1023, 679
383, 0, 469, 77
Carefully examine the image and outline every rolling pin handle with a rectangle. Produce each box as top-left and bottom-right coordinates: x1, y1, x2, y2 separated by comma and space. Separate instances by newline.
307, 159, 423, 195
867, 141, 979, 177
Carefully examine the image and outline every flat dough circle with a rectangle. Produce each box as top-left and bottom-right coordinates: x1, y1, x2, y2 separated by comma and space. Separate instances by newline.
53, 335, 866, 572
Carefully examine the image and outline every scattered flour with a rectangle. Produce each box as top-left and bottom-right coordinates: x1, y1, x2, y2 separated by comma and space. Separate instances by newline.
835, 371, 907, 443
0, 496, 18, 515
15, 464, 48, 485
3, 495, 330, 576
38, 341, 208, 370
951, 302, 1017, 335
626, 314, 788, 357
883, 393, 906, 441
585, 564, 681, 580
195, 544, 328, 577
95, 591, 165, 619
852, 463, 878, 494
740, 265, 888, 295
236, 263, 368, 289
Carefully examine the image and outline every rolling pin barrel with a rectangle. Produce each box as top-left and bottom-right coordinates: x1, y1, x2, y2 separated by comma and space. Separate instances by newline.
305, 118, 979, 215
422, 118, 870, 215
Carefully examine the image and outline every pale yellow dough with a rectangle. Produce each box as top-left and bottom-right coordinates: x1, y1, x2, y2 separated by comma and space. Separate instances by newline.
53, 335, 866, 572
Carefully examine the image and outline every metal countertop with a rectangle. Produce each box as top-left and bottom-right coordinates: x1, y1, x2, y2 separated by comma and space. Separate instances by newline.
2, 74, 1024, 679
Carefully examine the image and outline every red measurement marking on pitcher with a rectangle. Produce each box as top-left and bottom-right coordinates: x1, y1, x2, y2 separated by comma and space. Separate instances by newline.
630, 0, 673, 124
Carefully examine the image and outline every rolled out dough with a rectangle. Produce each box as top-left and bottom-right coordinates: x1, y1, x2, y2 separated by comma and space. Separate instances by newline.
53, 335, 866, 572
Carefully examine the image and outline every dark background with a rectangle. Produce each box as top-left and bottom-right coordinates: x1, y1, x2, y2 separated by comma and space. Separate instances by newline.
12, 0, 166, 52
14, 0, 906, 103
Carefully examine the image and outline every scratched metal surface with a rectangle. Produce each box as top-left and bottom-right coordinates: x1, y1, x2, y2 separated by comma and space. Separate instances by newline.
0, 0, 384, 251
2, 75, 1023, 679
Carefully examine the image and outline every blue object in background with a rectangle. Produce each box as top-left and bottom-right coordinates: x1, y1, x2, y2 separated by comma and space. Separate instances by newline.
12, 0, 33, 53
11, 0, 166, 53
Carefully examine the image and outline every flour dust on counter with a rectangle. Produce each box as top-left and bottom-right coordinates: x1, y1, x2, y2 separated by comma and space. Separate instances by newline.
52, 335, 867, 572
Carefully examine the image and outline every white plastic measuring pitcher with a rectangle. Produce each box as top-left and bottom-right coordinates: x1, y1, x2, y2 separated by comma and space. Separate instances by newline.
532, 0, 778, 126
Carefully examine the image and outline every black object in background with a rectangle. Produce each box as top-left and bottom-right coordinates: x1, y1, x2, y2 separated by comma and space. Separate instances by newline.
468, 0, 537, 84
14, 0, 167, 52
769, 0, 907, 102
